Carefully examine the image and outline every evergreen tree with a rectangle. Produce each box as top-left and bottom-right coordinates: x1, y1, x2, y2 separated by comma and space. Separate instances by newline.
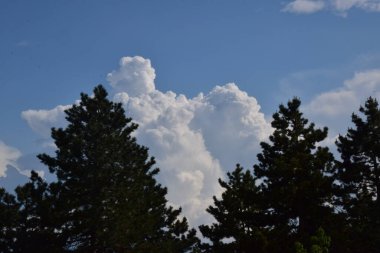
295, 228, 331, 253
199, 164, 268, 253
335, 97, 380, 253
0, 187, 19, 252
13, 171, 63, 252
254, 98, 335, 252
35, 85, 198, 252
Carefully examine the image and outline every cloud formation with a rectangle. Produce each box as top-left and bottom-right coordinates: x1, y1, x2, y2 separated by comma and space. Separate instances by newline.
283, 0, 380, 14
305, 69, 380, 143
0, 141, 21, 177
107, 56, 156, 97
104, 57, 272, 225
21, 105, 71, 139
22, 56, 272, 227
307, 69, 380, 116
333, 0, 380, 12
20, 56, 380, 227
283, 0, 325, 14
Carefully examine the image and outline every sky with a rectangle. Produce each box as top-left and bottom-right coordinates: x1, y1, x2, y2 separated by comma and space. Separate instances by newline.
2, 0, 380, 228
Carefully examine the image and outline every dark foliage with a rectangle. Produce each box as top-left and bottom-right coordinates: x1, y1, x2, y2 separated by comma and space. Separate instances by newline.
1, 85, 198, 252
2, 89, 380, 253
201, 98, 336, 253
0, 187, 19, 252
254, 98, 335, 252
200, 164, 269, 253
336, 97, 380, 253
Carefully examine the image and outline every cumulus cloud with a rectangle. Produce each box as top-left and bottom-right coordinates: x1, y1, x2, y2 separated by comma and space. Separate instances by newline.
109, 59, 272, 226
119, 84, 271, 226
20, 56, 380, 226
0, 141, 21, 177
107, 56, 156, 97
21, 56, 272, 227
190, 84, 272, 170
283, 0, 380, 14
21, 105, 71, 138
283, 0, 325, 14
305, 69, 380, 145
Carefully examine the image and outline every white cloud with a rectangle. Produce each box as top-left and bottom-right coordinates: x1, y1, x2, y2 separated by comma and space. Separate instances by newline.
0, 141, 21, 177
283, 0, 325, 14
332, 0, 380, 12
21, 56, 272, 227
190, 84, 272, 170
307, 69, 380, 117
22, 58, 380, 227
21, 105, 71, 138
305, 69, 380, 146
121, 82, 272, 226
283, 0, 380, 14
307, 89, 357, 117
107, 56, 272, 226
107, 56, 156, 97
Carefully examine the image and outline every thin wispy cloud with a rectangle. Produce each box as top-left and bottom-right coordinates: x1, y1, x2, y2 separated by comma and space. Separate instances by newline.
282, 0, 325, 14
283, 0, 380, 15
15, 40, 30, 47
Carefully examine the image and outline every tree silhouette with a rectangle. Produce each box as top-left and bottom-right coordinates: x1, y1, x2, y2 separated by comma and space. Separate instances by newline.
29, 85, 198, 252
12, 171, 63, 252
254, 98, 335, 252
0, 187, 19, 252
200, 164, 268, 253
336, 97, 380, 253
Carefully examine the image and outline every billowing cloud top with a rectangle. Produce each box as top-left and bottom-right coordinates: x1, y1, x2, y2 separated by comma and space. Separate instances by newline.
283, 0, 380, 14
105, 57, 273, 226
21, 56, 272, 227
16, 55, 380, 227
107, 56, 156, 96
17, 54, 380, 228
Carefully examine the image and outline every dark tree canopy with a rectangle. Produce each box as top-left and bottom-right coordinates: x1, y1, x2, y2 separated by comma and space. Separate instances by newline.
294, 227, 331, 253
254, 98, 335, 246
13, 171, 63, 253
1, 85, 198, 253
200, 98, 336, 253
336, 97, 380, 253
3, 87, 380, 253
199, 164, 268, 253
42, 85, 198, 252
0, 187, 19, 252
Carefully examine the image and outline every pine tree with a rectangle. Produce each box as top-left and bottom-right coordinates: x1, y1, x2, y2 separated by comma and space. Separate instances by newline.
0, 187, 19, 253
13, 171, 63, 252
294, 228, 330, 253
199, 164, 268, 253
335, 97, 380, 253
254, 98, 335, 252
36, 85, 198, 252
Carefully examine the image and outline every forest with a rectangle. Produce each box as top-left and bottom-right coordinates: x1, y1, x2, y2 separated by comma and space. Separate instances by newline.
1, 85, 379, 253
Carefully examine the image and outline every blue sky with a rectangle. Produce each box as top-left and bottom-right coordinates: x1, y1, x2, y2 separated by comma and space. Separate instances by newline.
2, 0, 380, 226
